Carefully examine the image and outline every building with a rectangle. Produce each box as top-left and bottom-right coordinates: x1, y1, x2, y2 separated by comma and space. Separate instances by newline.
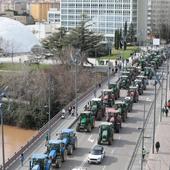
48, 8, 60, 24
150, 0, 170, 37
60, 0, 139, 42
30, 1, 60, 22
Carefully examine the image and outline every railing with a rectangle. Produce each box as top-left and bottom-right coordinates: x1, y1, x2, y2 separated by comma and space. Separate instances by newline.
3, 71, 117, 169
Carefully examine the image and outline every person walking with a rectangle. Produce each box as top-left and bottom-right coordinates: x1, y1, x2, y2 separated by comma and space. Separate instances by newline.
20, 153, 24, 167
71, 105, 75, 116
68, 106, 72, 115
155, 141, 160, 153
165, 106, 169, 117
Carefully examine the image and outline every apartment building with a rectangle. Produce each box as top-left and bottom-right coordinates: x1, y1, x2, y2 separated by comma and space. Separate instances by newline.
60, 0, 139, 42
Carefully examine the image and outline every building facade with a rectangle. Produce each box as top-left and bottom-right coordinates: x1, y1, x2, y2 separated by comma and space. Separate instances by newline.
48, 8, 60, 24
60, 0, 139, 42
30, 1, 60, 22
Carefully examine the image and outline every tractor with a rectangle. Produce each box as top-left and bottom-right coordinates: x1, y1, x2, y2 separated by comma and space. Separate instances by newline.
76, 111, 95, 132
101, 89, 115, 107
57, 129, 77, 155
136, 75, 148, 90
108, 83, 120, 99
46, 139, 66, 168
30, 153, 51, 170
143, 67, 153, 79
119, 75, 131, 89
123, 96, 133, 112
88, 98, 105, 120
127, 86, 139, 103
97, 122, 114, 145
133, 79, 144, 95
114, 101, 128, 122
105, 108, 122, 133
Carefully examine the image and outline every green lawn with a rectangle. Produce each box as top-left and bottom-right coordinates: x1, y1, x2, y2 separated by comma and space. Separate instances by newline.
100, 46, 139, 60
0, 63, 51, 71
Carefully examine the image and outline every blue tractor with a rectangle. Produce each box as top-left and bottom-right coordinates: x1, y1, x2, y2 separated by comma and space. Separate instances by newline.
30, 153, 51, 170
58, 129, 78, 155
46, 139, 66, 168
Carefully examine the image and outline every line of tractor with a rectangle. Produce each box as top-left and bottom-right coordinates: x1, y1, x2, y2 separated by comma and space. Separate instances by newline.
29, 49, 166, 170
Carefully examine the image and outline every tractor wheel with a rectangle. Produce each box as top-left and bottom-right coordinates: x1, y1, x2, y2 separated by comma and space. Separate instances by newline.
67, 145, 73, 155
108, 138, 112, 145
73, 139, 77, 150
76, 125, 80, 132
87, 124, 92, 132
56, 160, 62, 168
97, 138, 101, 145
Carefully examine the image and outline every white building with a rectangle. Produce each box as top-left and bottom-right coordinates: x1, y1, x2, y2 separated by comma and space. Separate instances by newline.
48, 8, 60, 24
60, 0, 138, 42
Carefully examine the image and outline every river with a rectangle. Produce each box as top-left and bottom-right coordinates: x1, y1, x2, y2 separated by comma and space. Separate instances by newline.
0, 125, 37, 165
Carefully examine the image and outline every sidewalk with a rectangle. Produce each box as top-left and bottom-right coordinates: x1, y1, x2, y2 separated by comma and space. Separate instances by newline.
146, 115, 170, 170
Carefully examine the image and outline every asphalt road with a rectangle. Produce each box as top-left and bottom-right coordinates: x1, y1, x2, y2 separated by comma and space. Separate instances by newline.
10, 62, 165, 170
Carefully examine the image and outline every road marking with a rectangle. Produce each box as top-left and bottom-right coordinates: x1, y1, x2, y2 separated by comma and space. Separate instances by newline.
118, 136, 121, 140
102, 165, 106, 170
88, 134, 94, 143
111, 149, 115, 154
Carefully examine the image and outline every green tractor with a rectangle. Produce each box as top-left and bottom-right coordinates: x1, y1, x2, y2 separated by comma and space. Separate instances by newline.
136, 75, 148, 90
133, 79, 144, 95
127, 86, 139, 103
30, 153, 51, 170
119, 75, 131, 89
114, 101, 128, 122
97, 122, 114, 145
123, 96, 133, 112
108, 83, 120, 99
76, 111, 95, 132
101, 89, 115, 107
46, 139, 67, 168
89, 98, 105, 121
143, 67, 154, 79
57, 129, 77, 155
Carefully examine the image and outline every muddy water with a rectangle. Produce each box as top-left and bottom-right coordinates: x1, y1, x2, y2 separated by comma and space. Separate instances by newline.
0, 125, 37, 164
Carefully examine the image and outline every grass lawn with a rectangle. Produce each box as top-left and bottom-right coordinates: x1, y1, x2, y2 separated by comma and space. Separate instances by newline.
0, 63, 51, 71
100, 46, 139, 60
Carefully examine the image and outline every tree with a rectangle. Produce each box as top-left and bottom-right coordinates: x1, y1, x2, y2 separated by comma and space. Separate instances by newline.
114, 29, 120, 50
67, 17, 103, 66
42, 27, 67, 64
127, 23, 135, 43
123, 21, 127, 50
119, 29, 123, 49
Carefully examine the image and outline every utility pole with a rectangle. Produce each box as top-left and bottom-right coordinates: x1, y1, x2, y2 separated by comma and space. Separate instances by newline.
160, 71, 164, 122
141, 99, 146, 170
48, 75, 51, 140
152, 80, 157, 154
165, 59, 169, 106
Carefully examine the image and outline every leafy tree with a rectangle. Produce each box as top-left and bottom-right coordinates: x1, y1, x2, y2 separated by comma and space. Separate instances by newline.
67, 18, 103, 66
114, 29, 120, 50
119, 29, 123, 49
127, 23, 135, 43
42, 27, 67, 64
123, 21, 127, 50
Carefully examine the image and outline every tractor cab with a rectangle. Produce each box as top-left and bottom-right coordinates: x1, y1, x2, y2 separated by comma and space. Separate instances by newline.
58, 129, 77, 155
134, 79, 144, 95
89, 98, 104, 120
144, 67, 153, 79
76, 111, 95, 132
123, 96, 133, 112
108, 83, 120, 99
31, 153, 51, 170
98, 122, 114, 145
128, 86, 139, 103
102, 89, 115, 107
119, 75, 130, 89
136, 75, 148, 90
114, 101, 128, 122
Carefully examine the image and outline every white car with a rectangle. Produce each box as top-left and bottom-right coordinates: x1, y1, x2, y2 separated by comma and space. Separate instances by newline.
88, 145, 105, 164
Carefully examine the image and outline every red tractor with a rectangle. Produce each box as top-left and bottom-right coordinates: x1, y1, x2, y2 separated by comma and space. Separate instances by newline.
101, 89, 115, 107
127, 86, 139, 103
105, 108, 122, 133
167, 99, 170, 109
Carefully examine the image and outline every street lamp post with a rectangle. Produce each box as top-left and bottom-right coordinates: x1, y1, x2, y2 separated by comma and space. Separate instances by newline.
152, 80, 157, 154
160, 71, 164, 122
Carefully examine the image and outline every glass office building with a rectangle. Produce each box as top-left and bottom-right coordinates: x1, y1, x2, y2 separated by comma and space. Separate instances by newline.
60, 0, 137, 41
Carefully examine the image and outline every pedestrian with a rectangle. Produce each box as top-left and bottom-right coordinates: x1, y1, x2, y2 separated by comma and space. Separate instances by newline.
98, 83, 101, 88
20, 153, 24, 167
71, 106, 75, 116
155, 141, 160, 153
68, 106, 72, 115
45, 134, 48, 146
165, 106, 169, 117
